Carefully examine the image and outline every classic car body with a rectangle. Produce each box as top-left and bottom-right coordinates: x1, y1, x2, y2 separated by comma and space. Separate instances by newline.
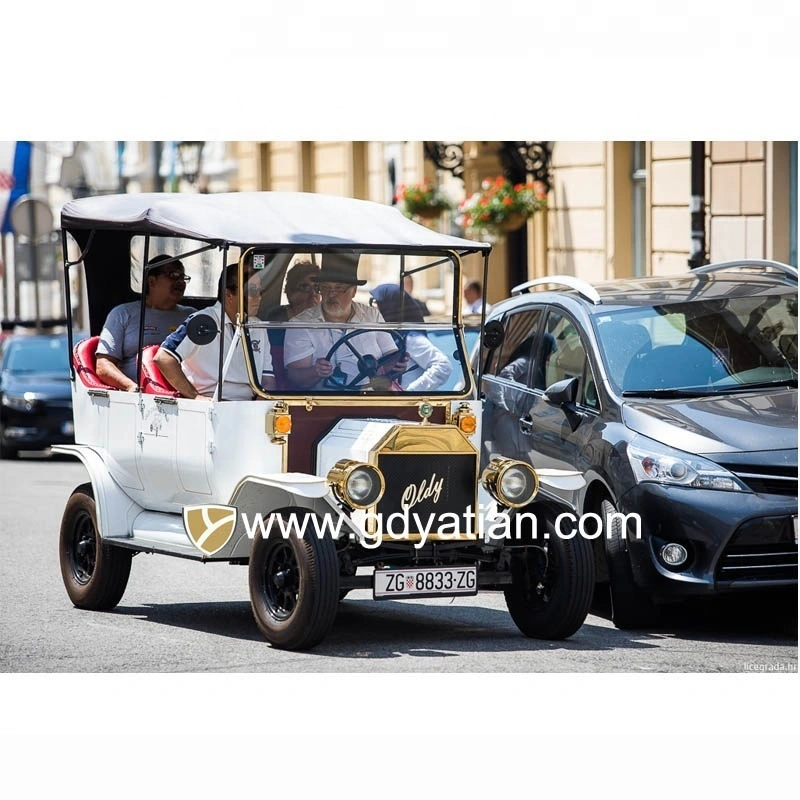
55, 191, 594, 649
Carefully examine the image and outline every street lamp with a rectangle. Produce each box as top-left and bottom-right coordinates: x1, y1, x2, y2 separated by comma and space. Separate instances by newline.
177, 141, 205, 187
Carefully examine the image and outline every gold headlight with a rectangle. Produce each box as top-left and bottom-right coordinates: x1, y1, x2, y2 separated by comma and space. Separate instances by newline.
481, 457, 539, 508
327, 459, 385, 509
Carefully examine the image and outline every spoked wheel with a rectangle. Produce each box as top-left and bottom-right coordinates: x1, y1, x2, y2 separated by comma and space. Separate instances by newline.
504, 513, 595, 640
263, 541, 301, 620
59, 483, 132, 610
249, 513, 340, 650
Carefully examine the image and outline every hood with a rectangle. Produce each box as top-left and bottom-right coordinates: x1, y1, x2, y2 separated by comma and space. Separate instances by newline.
1, 371, 73, 401
621, 388, 797, 455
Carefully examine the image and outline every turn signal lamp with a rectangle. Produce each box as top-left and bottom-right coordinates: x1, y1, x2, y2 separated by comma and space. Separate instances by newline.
454, 405, 477, 434
266, 404, 292, 439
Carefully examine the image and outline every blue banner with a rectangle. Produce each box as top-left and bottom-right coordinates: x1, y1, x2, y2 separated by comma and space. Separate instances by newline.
1, 141, 32, 234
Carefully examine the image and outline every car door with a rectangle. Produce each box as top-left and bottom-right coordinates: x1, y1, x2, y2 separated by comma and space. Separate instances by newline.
480, 306, 545, 468
520, 307, 601, 480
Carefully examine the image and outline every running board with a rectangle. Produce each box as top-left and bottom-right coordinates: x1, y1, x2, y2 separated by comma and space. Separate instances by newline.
106, 510, 203, 559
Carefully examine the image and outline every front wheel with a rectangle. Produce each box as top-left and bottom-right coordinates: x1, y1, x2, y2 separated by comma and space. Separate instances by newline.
504, 513, 595, 639
59, 483, 132, 610
248, 513, 340, 650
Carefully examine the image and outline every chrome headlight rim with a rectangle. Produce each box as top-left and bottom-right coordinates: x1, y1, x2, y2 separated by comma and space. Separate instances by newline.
481, 457, 539, 508
327, 459, 385, 510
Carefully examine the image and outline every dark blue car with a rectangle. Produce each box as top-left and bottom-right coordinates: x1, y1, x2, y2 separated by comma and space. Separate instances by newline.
0, 332, 76, 458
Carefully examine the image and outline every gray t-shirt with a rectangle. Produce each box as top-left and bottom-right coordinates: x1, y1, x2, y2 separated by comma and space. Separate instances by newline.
97, 301, 196, 380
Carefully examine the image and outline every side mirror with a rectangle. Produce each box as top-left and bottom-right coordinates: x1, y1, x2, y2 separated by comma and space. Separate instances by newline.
544, 377, 583, 432
544, 376, 578, 406
482, 319, 505, 350
186, 314, 218, 345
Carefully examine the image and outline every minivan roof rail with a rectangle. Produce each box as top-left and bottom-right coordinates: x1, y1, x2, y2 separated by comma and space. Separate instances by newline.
693, 260, 798, 282
511, 275, 602, 304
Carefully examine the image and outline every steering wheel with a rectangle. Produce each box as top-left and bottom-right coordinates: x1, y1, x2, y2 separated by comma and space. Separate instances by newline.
323, 329, 408, 390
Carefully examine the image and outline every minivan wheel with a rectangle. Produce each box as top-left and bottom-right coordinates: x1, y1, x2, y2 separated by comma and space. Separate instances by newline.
248, 513, 340, 650
602, 498, 657, 629
504, 513, 595, 639
59, 483, 132, 610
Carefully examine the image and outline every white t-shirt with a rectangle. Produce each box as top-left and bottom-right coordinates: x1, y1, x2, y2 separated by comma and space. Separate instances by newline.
160, 303, 273, 400
283, 303, 397, 389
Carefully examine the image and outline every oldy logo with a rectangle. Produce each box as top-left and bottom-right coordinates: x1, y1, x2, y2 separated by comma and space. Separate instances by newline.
183, 504, 238, 555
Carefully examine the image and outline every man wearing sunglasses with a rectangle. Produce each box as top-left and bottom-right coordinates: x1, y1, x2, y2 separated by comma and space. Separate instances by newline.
283, 253, 406, 390
96, 254, 196, 391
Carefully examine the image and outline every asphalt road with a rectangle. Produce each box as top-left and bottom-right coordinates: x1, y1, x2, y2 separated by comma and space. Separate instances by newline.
0, 453, 796, 674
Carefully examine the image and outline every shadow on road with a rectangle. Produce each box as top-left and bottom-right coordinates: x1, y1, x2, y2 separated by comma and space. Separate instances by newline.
591, 585, 797, 643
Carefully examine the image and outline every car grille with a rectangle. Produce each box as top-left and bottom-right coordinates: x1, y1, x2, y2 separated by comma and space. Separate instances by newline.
723, 464, 798, 497
370, 425, 478, 538
716, 517, 798, 583
376, 452, 477, 533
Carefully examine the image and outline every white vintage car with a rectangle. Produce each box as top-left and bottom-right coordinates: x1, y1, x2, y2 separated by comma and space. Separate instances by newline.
55, 191, 594, 650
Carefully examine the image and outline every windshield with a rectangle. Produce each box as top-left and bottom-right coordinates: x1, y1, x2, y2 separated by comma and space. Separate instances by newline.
593, 287, 798, 395
241, 248, 476, 397
4, 337, 69, 375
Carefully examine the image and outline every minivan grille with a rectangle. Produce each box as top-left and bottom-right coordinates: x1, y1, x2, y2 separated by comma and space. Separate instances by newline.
722, 464, 798, 497
717, 545, 798, 582
716, 516, 798, 582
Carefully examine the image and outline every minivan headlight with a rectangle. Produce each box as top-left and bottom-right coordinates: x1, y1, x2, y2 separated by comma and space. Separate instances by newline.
627, 435, 747, 492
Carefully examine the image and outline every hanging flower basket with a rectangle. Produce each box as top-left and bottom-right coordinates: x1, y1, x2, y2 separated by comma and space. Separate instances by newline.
498, 212, 528, 232
414, 205, 443, 220
395, 183, 453, 220
457, 176, 547, 237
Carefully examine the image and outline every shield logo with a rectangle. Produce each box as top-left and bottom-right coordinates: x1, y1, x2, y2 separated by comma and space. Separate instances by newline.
183, 504, 238, 556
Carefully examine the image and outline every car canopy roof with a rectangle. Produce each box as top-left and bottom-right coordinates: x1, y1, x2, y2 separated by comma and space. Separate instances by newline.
61, 191, 491, 254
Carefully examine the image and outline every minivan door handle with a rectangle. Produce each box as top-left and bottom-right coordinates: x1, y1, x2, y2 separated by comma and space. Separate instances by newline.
519, 415, 534, 435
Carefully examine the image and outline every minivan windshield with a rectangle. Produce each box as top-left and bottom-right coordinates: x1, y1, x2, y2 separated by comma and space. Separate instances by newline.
593, 288, 798, 395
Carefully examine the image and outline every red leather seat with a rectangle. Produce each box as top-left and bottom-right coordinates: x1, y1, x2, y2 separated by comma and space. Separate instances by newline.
73, 336, 116, 390
141, 345, 180, 396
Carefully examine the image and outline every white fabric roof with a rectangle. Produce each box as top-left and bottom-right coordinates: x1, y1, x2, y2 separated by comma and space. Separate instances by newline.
61, 191, 491, 252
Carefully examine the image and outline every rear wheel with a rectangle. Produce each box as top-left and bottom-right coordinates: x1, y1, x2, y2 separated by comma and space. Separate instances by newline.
249, 513, 340, 650
0, 429, 19, 460
603, 498, 657, 629
59, 483, 132, 610
504, 512, 595, 639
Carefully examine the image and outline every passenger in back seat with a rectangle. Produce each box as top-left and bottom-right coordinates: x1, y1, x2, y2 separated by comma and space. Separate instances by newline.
95, 255, 196, 391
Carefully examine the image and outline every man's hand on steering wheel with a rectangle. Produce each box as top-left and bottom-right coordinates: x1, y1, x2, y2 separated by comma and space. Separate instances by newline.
323, 329, 408, 390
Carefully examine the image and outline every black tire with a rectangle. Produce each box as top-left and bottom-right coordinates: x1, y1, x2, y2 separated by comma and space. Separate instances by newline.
603, 498, 657, 629
0, 430, 19, 459
504, 512, 595, 639
59, 483, 132, 610
248, 513, 340, 650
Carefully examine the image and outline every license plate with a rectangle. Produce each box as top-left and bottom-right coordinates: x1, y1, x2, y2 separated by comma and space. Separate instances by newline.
61, 421, 74, 435
374, 566, 477, 600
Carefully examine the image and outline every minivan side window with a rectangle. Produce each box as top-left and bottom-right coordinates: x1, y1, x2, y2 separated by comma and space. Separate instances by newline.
542, 309, 599, 410
484, 308, 545, 383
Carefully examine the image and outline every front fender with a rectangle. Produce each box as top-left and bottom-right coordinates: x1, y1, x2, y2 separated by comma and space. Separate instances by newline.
225, 474, 361, 559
